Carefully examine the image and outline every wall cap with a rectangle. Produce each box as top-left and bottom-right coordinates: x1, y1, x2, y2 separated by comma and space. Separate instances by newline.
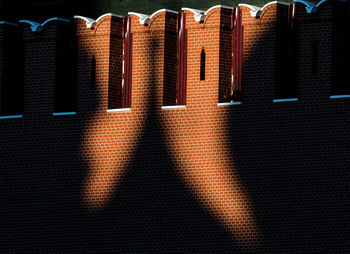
107, 108, 131, 112
330, 95, 350, 99
0, 21, 19, 27
182, 5, 234, 23
181, 8, 205, 22
239, 1, 290, 18
128, 9, 178, 25
19, 17, 71, 32
217, 102, 242, 106
162, 105, 186, 110
273, 98, 298, 103
52, 112, 77, 116
74, 13, 124, 29
293, 0, 329, 14
0, 115, 23, 119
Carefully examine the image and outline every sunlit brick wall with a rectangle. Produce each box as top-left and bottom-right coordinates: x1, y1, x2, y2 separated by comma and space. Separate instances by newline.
0, 1, 348, 253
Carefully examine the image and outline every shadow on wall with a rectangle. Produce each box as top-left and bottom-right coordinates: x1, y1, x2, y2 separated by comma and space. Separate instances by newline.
227, 2, 349, 253
0, 0, 93, 22
0, 18, 240, 254
0, 2, 349, 254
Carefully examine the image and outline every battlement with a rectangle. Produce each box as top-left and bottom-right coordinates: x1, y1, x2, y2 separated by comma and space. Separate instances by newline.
1, 1, 349, 252
0, 0, 349, 118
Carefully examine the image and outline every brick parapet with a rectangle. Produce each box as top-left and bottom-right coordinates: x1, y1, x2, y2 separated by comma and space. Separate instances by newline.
0, 1, 349, 253
18, 20, 70, 116
0, 24, 19, 110
294, 0, 334, 101
129, 10, 178, 109
75, 14, 124, 112
183, 6, 232, 106
240, 3, 287, 104
0, 0, 344, 114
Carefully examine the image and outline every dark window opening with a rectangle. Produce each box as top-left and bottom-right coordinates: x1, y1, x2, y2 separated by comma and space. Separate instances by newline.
176, 11, 187, 105
107, 41, 122, 109
0, 28, 24, 116
275, 4, 298, 99
230, 7, 243, 102
121, 16, 132, 108
312, 41, 318, 74
107, 16, 132, 110
91, 55, 96, 88
54, 24, 77, 113
108, 17, 127, 110
332, 0, 350, 95
200, 47, 205, 81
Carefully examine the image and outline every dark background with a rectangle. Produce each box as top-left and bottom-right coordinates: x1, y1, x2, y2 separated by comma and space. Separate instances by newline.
0, 0, 349, 253
0, 0, 301, 20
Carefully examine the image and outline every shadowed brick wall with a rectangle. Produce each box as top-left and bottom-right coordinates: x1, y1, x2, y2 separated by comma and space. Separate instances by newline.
0, 1, 349, 253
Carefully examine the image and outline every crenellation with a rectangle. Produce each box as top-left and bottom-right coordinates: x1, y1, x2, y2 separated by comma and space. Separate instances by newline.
0, 0, 348, 117
0, 22, 23, 116
295, 0, 336, 101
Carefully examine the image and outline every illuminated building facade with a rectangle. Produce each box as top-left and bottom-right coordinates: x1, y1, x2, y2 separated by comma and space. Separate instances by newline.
0, 0, 349, 253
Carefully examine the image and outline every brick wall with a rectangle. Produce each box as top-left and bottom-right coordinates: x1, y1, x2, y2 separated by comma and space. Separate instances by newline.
0, 1, 349, 253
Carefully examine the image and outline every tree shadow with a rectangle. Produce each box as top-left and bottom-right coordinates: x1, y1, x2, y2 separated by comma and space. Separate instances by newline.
1, 3, 348, 254
0, 21, 239, 254
227, 7, 349, 253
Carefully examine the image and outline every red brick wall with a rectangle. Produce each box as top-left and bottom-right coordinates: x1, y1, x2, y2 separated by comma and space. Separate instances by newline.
295, 0, 334, 100
75, 15, 124, 112
21, 20, 70, 116
240, 3, 291, 103
0, 1, 349, 253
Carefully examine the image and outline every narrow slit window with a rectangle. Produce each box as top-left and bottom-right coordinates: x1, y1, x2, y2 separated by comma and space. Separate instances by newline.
54, 26, 77, 113
108, 16, 132, 110
176, 12, 187, 105
91, 55, 96, 88
231, 7, 243, 101
0, 28, 24, 116
108, 18, 126, 109
122, 16, 132, 108
275, 4, 298, 100
312, 41, 318, 74
332, 0, 350, 95
200, 47, 205, 81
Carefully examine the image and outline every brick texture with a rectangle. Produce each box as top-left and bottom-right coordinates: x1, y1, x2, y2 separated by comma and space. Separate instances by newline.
0, 1, 349, 253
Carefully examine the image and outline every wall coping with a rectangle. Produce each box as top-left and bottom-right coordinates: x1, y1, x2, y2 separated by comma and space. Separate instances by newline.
182, 5, 234, 23
19, 17, 71, 32
239, 1, 290, 18
107, 108, 131, 112
0, 115, 23, 119
128, 9, 178, 25
162, 105, 186, 110
217, 102, 242, 106
74, 13, 124, 29
0, 21, 19, 27
293, 0, 339, 14
52, 112, 77, 116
